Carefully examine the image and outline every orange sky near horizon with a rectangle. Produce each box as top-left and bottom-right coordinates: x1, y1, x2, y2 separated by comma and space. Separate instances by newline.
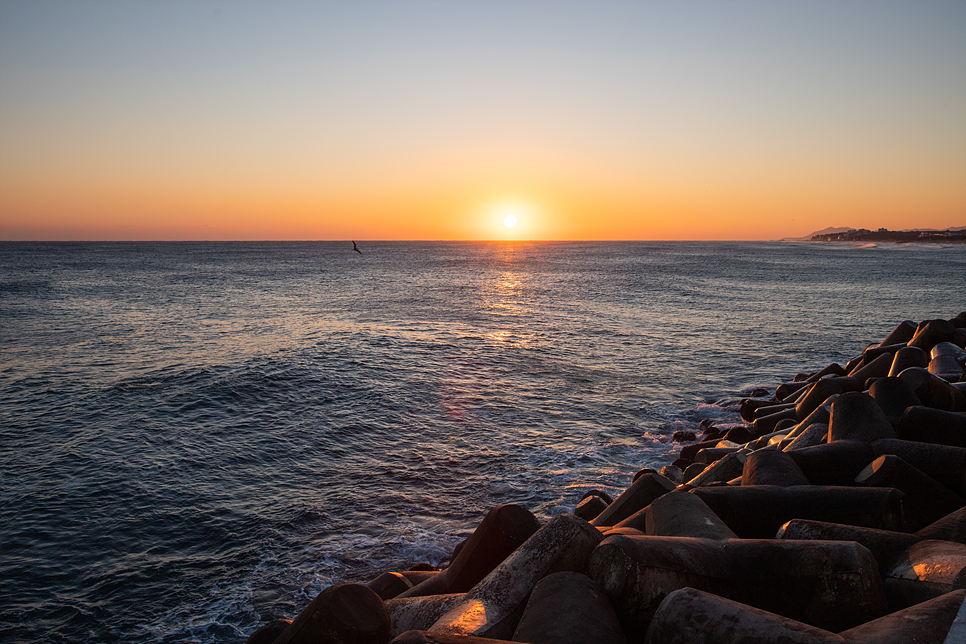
1, 1, 964, 241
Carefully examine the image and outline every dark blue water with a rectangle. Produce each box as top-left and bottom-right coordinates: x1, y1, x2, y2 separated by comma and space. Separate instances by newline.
1, 241, 963, 643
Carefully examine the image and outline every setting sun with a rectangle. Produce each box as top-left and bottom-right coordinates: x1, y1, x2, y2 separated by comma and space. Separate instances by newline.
503, 214, 518, 228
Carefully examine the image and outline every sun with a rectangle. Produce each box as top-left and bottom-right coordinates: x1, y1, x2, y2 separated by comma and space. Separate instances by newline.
496, 204, 525, 230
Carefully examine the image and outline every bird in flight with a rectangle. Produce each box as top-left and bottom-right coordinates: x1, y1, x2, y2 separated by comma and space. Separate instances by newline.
352, 241, 362, 255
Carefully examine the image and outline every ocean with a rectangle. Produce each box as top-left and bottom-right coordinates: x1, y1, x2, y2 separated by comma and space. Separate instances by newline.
1, 240, 963, 643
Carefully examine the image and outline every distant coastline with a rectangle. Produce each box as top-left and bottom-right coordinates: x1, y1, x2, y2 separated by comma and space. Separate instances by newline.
791, 226, 966, 244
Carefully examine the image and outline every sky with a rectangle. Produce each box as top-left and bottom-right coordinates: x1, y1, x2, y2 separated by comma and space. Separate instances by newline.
1, 1, 964, 241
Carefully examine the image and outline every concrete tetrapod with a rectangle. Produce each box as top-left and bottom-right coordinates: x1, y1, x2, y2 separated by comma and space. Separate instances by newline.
689, 484, 912, 538
591, 473, 676, 527
848, 352, 894, 385
898, 367, 966, 412
687, 449, 750, 486
879, 320, 919, 347
930, 355, 965, 382
778, 504, 966, 566
399, 504, 541, 598
783, 423, 829, 452
839, 589, 966, 644
886, 539, 966, 610
610, 489, 736, 539
643, 588, 848, 644
368, 571, 440, 600
429, 514, 604, 640
918, 506, 966, 543
794, 378, 863, 425
898, 406, 966, 448
510, 571, 626, 644
244, 619, 292, 644
787, 440, 874, 485
643, 587, 966, 644
909, 319, 956, 354
587, 534, 885, 639
871, 439, 966, 496
869, 377, 922, 427
827, 392, 897, 443
888, 346, 930, 377
776, 519, 921, 578
641, 490, 737, 540
854, 455, 965, 529
390, 631, 515, 644
740, 446, 811, 486
933, 341, 966, 364
273, 583, 391, 644
575, 495, 610, 521
385, 595, 464, 637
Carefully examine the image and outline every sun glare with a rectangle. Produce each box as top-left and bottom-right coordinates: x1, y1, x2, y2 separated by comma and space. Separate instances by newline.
494, 203, 527, 233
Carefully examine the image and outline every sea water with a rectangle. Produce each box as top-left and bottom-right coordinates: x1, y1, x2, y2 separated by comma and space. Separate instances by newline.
1, 240, 963, 643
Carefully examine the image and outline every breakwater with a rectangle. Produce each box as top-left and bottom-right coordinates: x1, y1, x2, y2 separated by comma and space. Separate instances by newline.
241, 313, 966, 644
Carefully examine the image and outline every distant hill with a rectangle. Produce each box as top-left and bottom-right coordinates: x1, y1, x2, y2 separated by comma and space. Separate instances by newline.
782, 225, 966, 242
807, 227, 966, 244
782, 227, 854, 242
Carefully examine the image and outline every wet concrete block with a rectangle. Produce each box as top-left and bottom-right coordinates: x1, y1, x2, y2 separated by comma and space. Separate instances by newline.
386, 595, 464, 637
244, 619, 292, 644
639, 490, 737, 541
591, 473, 676, 527
870, 377, 922, 426
828, 392, 897, 443
886, 540, 966, 610
777, 518, 920, 578
871, 439, 966, 497
787, 440, 874, 485
587, 534, 885, 637
390, 631, 514, 644
576, 495, 610, 522
888, 346, 930, 377
511, 571, 626, 644
274, 583, 391, 644
898, 407, 966, 448
690, 484, 912, 538
880, 320, 919, 347
918, 506, 966, 544
783, 422, 829, 452
839, 589, 966, 644
658, 464, 683, 485
855, 455, 965, 529
688, 450, 750, 487
741, 446, 811, 486
400, 504, 541, 598
430, 514, 604, 640
898, 367, 966, 412
643, 588, 847, 644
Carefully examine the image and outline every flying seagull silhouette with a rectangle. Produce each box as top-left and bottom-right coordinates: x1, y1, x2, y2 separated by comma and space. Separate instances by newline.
352, 241, 362, 255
